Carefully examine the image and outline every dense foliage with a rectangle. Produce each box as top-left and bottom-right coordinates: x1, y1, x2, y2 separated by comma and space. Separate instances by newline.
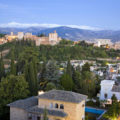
0, 39, 119, 61
0, 39, 120, 119
0, 75, 29, 120
0, 33, 5, 38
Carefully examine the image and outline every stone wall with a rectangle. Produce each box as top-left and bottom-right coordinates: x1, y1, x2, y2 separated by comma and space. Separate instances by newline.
10, 107, 28, 120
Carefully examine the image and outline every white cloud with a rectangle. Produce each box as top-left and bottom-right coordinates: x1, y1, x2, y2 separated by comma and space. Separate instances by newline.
0, 22, 101, 30
66, 25, 100, 30
0, 22, 60, 28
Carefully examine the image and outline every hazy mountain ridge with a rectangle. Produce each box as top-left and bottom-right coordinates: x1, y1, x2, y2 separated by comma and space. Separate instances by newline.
0, 26, 120, 42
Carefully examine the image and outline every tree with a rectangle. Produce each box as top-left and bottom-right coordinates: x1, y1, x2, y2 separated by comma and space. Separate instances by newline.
46, 82, 56, 91
103, 103, 118, 120
43, 108, 48, 120
59, 39, 74, 45
0, 75, 29, 119
72, 68, 82, 92
44, 60, 60, 84
0, 33, 5, 38
10, 48, 16, 75
0, 53, 5, 81
66, 60, 72, 77
24, 61, 38, 95
80, 71, 96, 97
111, 94, 117, 104
17, 47, 39, 73
38, 33, 46, 37
60, 73, 73, 91
39, 62, 47, 90
32, 59, 38, 93
82, 62, 90, 72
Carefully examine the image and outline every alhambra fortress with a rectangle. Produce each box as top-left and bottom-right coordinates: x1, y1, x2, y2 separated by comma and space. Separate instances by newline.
0, 31, 61, 46
1, 31, 120, 50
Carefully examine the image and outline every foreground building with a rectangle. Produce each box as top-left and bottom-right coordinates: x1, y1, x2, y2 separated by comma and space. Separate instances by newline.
8, 90, 87, 120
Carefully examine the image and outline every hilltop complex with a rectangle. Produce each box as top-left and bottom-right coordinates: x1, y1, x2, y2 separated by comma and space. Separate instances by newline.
0, 31, 61, 46
1, 31, 120, 50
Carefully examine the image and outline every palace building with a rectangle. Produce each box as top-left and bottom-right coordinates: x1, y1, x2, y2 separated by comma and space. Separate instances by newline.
4, 31, 61, 46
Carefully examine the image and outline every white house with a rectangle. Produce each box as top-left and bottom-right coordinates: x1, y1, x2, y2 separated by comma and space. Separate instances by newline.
100, 80, 120, 101
112, 74, 120, 80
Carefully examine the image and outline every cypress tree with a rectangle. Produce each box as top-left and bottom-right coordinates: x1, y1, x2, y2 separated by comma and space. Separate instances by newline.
29, 61, 36, 95
39, 61, 47, 90
10, 48, 16, 75
66, 60, 72, 77
24, 59, 38, 96
24, 61, 29, 83
72, 67, 82, 92
32, 59, 38, 94
60, 73, 73, 91
0, 53, 5, 81
43, 108, 48, 120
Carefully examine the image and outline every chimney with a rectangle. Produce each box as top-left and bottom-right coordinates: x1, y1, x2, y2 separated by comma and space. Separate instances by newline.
38, 90, 44, 95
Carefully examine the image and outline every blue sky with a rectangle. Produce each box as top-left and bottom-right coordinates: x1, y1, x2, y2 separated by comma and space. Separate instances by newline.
0, 0, 120, 30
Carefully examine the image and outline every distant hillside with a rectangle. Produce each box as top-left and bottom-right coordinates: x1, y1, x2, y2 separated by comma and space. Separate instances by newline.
0, 26, 120, 42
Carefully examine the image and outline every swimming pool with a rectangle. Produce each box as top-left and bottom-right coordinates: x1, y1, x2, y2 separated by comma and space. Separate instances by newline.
85, 107, 105, 115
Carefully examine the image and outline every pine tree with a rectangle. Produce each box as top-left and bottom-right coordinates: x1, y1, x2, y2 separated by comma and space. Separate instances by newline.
44, 60, 60, 84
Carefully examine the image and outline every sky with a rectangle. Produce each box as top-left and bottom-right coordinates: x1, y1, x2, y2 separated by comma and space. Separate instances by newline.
0, 0, 120, 30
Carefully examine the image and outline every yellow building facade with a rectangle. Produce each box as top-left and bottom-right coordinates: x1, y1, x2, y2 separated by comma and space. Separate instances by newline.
8, 90, 87, 120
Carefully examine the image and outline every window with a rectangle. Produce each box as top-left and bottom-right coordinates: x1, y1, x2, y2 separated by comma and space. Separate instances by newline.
55, 103, 59, 108
37, 116, 41, 120
60, 104, 64, 109
82, 116, 85, 120
82, 104, 85, 107
28, 114, 32, 120
104, 93, 108, 99
50, 103, 53, 108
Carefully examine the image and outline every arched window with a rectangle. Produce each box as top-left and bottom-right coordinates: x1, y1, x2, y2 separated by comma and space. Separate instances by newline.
82, 104, 85, 107
28, 113, 32, 120
50, 103, 53, 108
55, 103, 58, 108
60, 104, 64, 109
